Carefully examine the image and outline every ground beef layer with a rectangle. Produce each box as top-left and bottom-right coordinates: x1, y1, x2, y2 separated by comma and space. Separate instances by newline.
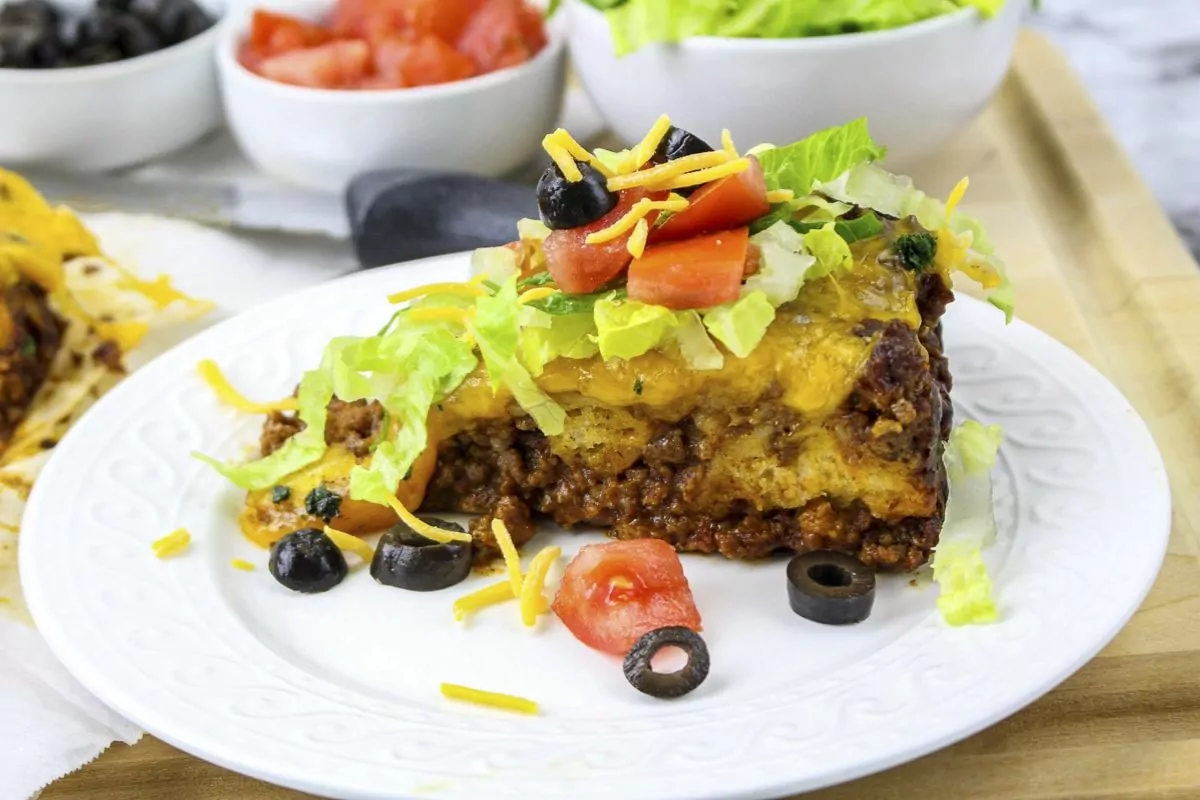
0, 279, 62, 450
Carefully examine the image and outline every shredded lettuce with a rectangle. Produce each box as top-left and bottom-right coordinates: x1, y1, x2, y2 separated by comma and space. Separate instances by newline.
933, 419, 1004, 626
802, 223, 854, 279
472, 278, 566, 435
589, 0, 1005, 55
756, 119, 887, 195
593, 296, 680, 361
469, 246, 519, 283
519, 307, 599, 376
834, 212, 884, 243
674, 310, 725, 370
746, 221, 816, 306
702, 291, 775, 357
816, 162, 1015, 320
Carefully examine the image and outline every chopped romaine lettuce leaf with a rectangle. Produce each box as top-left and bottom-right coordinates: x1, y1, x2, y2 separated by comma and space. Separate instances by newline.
674, 310, 725, 370
755, 119, 886, 195
702, 291, 775, 357
530, 287, 623, 315
519, 308, 599, 376
594, 296, 680, 361
516, 218, 551, 243
746, 221, 816, 306
591, 0, 1004, 55
472, 277, 566, 434
470, 246, 519, 283
933, 419, 1004, 626
833, 212, 884, 243
517, 271, 555, 290
194, 365, 334, 491
802, 222, 854, 278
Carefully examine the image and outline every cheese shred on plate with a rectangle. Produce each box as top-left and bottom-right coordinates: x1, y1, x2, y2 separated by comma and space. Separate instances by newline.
548, 129, 614, 178
622, 113, 672, 174
627, 219, 649, 259
607, 150, 729, 192
387, 495, 472, 543
542, 134, 583, 183
440, 682, 539, 715
230, 559, 256, 572
657, 158, 751, 191
324, 526, 375, 562
152, 528, 191, 559
519, 545, 561, 627
197, 359, 299, 414
491, 518, 524, 596
721, 128, 738, 158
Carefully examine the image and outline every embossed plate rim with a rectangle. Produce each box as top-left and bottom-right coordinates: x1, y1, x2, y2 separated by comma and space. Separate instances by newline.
20, 253, 1171, 800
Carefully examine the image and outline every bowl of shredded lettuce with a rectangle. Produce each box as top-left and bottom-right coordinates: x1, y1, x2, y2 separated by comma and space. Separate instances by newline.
565, 0, 1025, 164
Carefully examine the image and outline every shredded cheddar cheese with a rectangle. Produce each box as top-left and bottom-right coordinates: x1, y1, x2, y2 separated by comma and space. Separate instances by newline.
549, 129, 614, 178
197, 359, 299, 414
542, 134, 583, 182
231, 559, 256, 572
765, 189, 795, 204
517, 287, 557, 305
387, 282, 486, 305
656, 158, 751, 191
95, 320, 149, 351
453, 579, 515, 621
721, 128, 738, 158
627, 219, 649, 259
440, 683, 539, 715
325, 526, 375, 563
586, 196, 690, 245
606, 150, 729, 192
518, 546, 561, 627
152, 528, 191, 559
491, 519, 524, 596
386, 496, 472, 543
621, 114, 673, 174
944, 176, 970, 220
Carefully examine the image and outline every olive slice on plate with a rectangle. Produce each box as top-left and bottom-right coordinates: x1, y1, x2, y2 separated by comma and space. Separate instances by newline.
786, 550, 876, 625
269, 528, 348, 594
623, 626, 710, 699
654, 126, 714, 163
536, 161, 618, 231
370, 517, 472, 592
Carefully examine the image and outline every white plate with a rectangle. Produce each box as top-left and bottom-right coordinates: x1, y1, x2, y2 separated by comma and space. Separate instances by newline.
20, 254, 1170, 800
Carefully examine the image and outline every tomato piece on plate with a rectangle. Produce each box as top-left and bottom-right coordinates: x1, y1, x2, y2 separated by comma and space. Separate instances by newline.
542, 188, 650, 295
457, 0, 544, 73
627, 227, 750, 310
259, 40, 372, 89
651, 157, 770, 243
552, 539, 702, 656
375, 34, 475, 87
249, 10, 330, 57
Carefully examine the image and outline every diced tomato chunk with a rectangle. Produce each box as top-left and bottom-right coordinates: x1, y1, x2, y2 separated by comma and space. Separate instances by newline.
374, 34, 475, 86
258, 40, 372, 89
542, 188, 650, 295
457, 0, 544, 72
404, 0, 483, 42
552, 539, 702, 656
627, 227, 749, 310
249, 10, 330, 56
651, 158, 770, 243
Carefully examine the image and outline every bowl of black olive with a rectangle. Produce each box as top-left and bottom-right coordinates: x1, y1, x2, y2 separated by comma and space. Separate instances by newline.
0, 0, 222, 171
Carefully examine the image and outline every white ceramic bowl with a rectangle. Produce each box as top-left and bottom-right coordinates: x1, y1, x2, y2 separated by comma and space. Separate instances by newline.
217, 0, 567, 192
0, 0, 222, 172
566, 0, 1025, 165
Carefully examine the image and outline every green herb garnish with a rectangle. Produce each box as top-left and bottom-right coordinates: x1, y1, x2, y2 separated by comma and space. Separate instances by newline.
304, 485, 342, 521
894, 232, 938, 272
271, 485, 291, 503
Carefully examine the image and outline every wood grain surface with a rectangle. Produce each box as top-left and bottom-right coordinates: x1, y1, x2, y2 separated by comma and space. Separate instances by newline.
41, 30, 1200, 800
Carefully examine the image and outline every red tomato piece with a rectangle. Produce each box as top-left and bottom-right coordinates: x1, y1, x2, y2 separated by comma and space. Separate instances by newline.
405, 0, 482, 42
627, 227, 750, 310
249, 10, 330, 56
542, 188, 650, 295
375, 34, 475, 87
552, 539, 702, 656
328, 0, 371, 38
457, 0, 544, 73
259, 40, 372, 89
651, 157, 770, 243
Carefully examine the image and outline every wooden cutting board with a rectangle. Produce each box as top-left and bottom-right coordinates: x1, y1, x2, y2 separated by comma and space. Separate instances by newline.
41, 30, 1200, 800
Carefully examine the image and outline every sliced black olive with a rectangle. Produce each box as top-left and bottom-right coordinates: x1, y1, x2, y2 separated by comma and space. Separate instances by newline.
786, 550, 876, 625
623, 626, 710, 699
536, 161, 618, 231
73, 8, 120, 49
129, 0, 208, 43
304, 484, 342, 522
654, 126, 714, 164
0, 26, 40, 67
0, 0, 59, 29
370, 517, 472, 592
269, 528, 348, 594
65, 42, 122, 65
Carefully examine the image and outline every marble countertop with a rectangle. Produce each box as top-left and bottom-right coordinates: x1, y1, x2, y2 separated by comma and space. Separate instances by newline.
1030, 0, 1200, 259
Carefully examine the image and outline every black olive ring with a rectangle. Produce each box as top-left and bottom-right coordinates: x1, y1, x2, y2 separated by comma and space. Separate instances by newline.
786, 550, 876, 625
370, 517, 472, 592
622, 626, 710, 699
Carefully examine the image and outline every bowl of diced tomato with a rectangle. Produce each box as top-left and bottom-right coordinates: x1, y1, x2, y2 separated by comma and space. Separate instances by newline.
218, 0, 565, 191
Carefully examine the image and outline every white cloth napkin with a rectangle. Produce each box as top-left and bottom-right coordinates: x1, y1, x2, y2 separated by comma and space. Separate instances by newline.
0, 214, 352, 800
